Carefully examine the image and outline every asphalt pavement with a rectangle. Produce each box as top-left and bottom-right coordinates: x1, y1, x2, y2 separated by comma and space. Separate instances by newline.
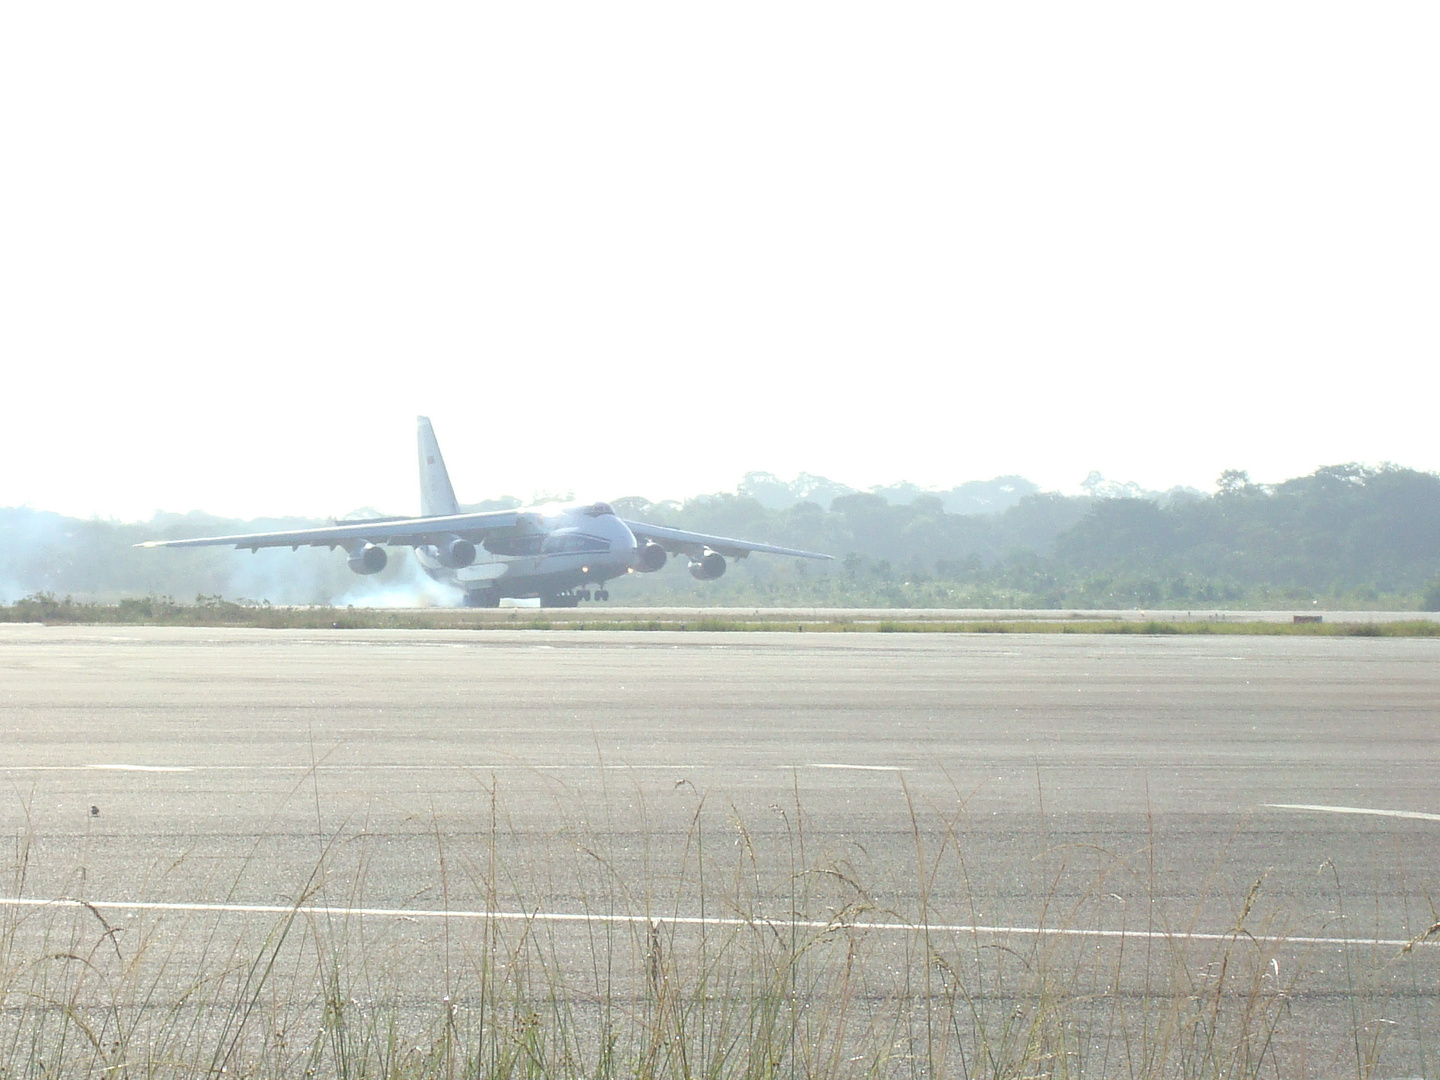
2, 625, 1436, 1070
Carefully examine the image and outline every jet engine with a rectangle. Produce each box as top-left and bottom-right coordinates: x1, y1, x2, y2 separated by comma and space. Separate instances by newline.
635, 541, 667, 572
433, 535, 477, 569
347, 543, 388, 575
688, 550, 726, 580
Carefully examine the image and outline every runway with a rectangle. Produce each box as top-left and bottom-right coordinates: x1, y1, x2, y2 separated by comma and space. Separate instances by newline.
2, 625, 1437, 1071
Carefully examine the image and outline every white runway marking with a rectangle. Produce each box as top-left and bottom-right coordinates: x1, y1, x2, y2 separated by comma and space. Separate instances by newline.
1264, 803, 1440, 823
808, 763, 909, 772
0, 896, 1427, 951
4, 763, 709, 773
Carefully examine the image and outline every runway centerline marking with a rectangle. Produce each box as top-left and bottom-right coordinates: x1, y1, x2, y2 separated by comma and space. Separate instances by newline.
0, 896, 1424, 951
85, 764, 194, 773
808, 763, 909, 772
1264, 803, 1440, 823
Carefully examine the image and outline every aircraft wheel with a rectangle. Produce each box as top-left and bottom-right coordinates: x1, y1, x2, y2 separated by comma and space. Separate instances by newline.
597, 590, 609, 601
541, 593, 580, 608
464, 588, 500, 608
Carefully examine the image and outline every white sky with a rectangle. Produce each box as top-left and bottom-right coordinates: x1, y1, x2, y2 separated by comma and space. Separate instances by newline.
2, 3, 1436, 522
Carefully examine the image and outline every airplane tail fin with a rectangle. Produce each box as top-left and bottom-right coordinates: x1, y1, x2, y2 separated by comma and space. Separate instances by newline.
417, 416, 461, 517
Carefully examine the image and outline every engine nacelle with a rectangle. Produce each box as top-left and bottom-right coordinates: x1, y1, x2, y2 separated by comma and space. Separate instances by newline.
347, 543, 388, 575
688, 550, 726, 581
434, 535, 477, 569
635, 541, 667, 573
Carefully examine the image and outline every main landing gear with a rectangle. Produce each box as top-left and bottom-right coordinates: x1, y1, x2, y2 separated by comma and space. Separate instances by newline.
464, 588, 611, 608
539, 588, 610, 607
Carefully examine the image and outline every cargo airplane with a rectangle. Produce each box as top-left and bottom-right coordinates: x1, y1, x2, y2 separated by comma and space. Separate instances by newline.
139, 417, 832, 607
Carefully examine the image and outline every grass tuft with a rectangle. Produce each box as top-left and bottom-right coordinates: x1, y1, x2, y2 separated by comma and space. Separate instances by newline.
2, 780, 1435, 1078
5, 595, 1440, 636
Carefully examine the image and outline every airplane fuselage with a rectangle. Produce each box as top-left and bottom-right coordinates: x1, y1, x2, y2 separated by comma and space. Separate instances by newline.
414, 502, 639, 605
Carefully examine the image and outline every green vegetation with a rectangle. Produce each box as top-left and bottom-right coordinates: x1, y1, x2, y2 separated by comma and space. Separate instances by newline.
4, 463, 1439, 609
1424, 576, 1440, 612
3, 782, 1434, 1078
618, 463, 1440, 609
0, 593, 394, 629
4, 594, 1440, 635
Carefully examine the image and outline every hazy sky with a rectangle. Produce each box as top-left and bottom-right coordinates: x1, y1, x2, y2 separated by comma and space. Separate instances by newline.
3, 4, 1436, 522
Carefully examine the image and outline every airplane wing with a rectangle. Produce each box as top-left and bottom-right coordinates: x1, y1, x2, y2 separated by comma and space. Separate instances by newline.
623, 520, 832, 561
137, 510, 541, 551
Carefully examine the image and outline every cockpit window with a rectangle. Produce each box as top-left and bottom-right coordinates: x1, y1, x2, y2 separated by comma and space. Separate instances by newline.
542, 532, 609, 554
583, 502, 615, 517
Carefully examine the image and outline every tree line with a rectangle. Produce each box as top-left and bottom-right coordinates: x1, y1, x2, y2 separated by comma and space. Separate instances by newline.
3, 463, 1438, 609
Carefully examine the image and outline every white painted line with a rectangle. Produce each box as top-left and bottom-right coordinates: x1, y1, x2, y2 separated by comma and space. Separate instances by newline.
808, 763, 910, 772
0, 896, 1427, 950
3, 764, 708, 774
1264, 803, 1440, 823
